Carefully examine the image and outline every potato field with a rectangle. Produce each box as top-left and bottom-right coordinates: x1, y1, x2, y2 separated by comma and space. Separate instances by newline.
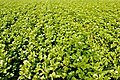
0, 0, 120, 80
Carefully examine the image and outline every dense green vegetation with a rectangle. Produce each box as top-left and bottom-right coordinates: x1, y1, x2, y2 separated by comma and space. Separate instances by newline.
0, 0, 120, 79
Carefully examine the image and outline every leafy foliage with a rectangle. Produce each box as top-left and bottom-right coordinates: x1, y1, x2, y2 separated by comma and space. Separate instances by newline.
0, 0, 120, 80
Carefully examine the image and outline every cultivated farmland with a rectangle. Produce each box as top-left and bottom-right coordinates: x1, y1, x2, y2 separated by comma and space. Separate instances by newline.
0, 0, 120, 79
